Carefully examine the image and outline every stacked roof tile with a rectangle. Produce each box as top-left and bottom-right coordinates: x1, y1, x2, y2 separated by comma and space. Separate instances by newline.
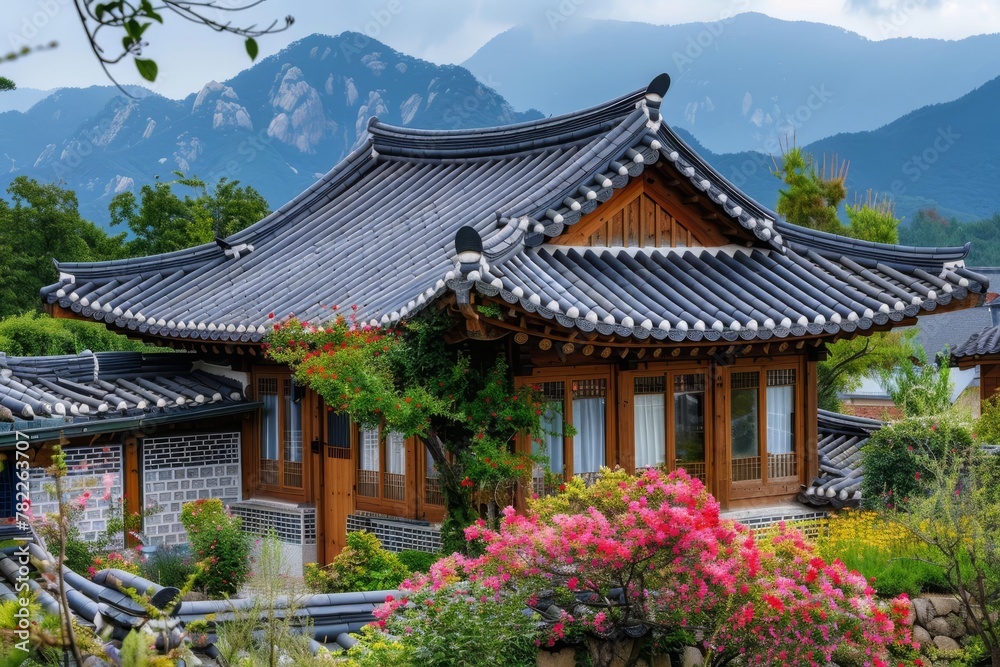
42, 77, 988, 345
951, 324, 1000, 360
0, 351, 246, 424
799, 410, 883, 508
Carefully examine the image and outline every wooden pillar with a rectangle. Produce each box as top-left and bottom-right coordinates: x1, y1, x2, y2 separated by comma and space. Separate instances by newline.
803, 358, 819, 486
124, 435, 140, 548
307, 391, 325, 565
711, 361, 730, 509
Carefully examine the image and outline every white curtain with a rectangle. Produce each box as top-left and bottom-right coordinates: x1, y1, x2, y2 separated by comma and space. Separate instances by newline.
284, 393, 303, 463
634, 394, 665, 468
573, 397, 605, 474
767, 386, 794, 454
260, 391, 279, 460
360, 428, 379, 471
387, 432, 406, 474
538, 403, 564, 475
425, 446, 439, 479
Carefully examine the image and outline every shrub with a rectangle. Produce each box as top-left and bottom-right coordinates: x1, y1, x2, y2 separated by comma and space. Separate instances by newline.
305, 531, 408, 594
90, 550, 143, 577
142, 544, 197, 588
396, 549, 440, 573
861, 416, 974, 509
180, 498, 252, 597
369, 468, 916, 667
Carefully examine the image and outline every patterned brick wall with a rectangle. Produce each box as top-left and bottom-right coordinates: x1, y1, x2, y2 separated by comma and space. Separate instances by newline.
347, 512, 442, 553
141, 432, 241, 546
230, 500, 317, 577
29, 445, 123, 543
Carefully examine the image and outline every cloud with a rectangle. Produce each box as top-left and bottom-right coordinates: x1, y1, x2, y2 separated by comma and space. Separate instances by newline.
843, 0, 941, 15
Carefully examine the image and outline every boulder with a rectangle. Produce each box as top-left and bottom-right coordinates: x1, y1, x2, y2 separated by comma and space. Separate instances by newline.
682, 646, 703, 667
944, 612, 967, 638
930, 596, 962, 618
926, 617, 954, 638
912, 597, 934, 627
912, 624, 932, 648
932, 635, 961, 652
903, 601, 916, 626
537, 648, 576, 667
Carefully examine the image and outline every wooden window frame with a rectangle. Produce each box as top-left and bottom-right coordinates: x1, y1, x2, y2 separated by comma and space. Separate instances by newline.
727, 359, 804, 500
515, 365, 616, 484
620, 363, 713, 486
251, 369, 307, 502
354, 423, 413, 517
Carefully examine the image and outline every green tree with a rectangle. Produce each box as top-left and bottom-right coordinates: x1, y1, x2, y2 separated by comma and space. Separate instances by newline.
0, 312, 156, 356
0, 177, 125, 318
772, 146, 848, 235
772, 148, 918, 411
877, 346, 953, 418
0, 76, 14, 91
109, 173, 269, 255
266, 310, 546, 553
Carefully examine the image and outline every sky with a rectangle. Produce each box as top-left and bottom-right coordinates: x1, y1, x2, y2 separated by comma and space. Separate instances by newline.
3, 0, 1000, 99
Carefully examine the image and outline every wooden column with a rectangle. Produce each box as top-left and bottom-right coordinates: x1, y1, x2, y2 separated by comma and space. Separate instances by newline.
803, 358, 820, 487
124, 435, 140, 548
710, 362, 730, 509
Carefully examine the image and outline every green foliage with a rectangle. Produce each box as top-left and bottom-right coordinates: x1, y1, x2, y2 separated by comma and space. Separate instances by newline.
818, 330, 917, 411
109, 174, 270, 256
845, 190, 900, 244
773, 146, 848, 234
0, 312, 157, 356
861, 416, 974, 509
265, 309, 546, 553
974, 393, 1000, 445
876, 346, 953, 418
0, 76, 14, 91
141, 545, 197, 588
0, 177, 126, 318
900, 209, 1000, 266
121, 629, 152, 667
888, 446, 1000, 664
304, 532, 408, 593
180, 498, 252, 597
397, 549, 441, 573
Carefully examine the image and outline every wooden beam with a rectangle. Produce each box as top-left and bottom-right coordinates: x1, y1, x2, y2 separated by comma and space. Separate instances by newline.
561, 342, 575, 355
514, 332, 529, 345
539, 338, 553, 351
600, 347, 612, 358
582, 344, 595, 356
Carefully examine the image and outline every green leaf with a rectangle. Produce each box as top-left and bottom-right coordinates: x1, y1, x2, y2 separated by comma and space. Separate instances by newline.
135, 58, 158, 82
245, 37, 258, 61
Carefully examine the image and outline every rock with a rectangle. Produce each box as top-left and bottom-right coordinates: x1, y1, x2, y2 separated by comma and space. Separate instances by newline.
944, 612, 967, 638
682, 646, 703, 667
912, 624, 932, 648
904, 601, 917, 626
912, 598, 934, 627
926, 617, 954, 638
932, 635, 961, 652
651, 655, 672, 667
930, 596, 962, 617
536, 648, 575, 667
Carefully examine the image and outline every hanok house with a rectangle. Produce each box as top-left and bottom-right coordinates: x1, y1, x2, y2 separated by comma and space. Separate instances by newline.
0, 351, 253, 550
951, 292, 1000, 406
40, 75, 988, 566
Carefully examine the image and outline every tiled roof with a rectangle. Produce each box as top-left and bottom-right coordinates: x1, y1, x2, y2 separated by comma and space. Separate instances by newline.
0, 350, 246, 424
952, 324, 1000, 360
42, 76, 989, 345
799, 410, 882, 508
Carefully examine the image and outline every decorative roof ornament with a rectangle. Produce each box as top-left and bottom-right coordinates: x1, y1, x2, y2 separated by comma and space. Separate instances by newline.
454, 226, 484, 278
641, 73, 671, 127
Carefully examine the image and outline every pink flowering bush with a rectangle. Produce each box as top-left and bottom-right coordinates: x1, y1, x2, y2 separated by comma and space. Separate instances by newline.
365, 467, 919, 667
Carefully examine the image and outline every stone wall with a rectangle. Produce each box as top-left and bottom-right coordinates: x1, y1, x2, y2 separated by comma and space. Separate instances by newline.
142, 432, 242, 546
28, 445, 123, 543
347, 512, 442, 553
907, 595, 973, 653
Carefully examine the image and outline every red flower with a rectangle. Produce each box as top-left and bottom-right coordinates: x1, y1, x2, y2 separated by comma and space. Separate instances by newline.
267, 312, 274, 319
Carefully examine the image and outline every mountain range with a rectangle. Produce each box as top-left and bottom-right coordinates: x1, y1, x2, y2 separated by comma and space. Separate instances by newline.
0, 19, 997, 228
463, 13, 1000, 154
0, 33, 540, 224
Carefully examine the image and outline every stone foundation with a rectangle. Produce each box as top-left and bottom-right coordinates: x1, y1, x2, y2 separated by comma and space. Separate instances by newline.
347, 512, 441, 552
907, 595, 973, 653
230, 499, 316, 577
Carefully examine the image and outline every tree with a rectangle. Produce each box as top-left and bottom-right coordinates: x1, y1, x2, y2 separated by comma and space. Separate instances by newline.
772, 145, 848, 235
772, 147, 915, 411
877, 346, 953, 418
109, 173, 270, 256
0, 312, 155, 357
265, 310, 545, 552
3, 1, 293, 93
0, 76, 14, 91
0, 177, 125, 318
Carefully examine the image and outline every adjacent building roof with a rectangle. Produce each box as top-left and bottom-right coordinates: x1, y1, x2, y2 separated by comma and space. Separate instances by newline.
43, 76, 989, 345
0, 351, 251, 444
952, 324, 1000, 361
799, 410, 883, 508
